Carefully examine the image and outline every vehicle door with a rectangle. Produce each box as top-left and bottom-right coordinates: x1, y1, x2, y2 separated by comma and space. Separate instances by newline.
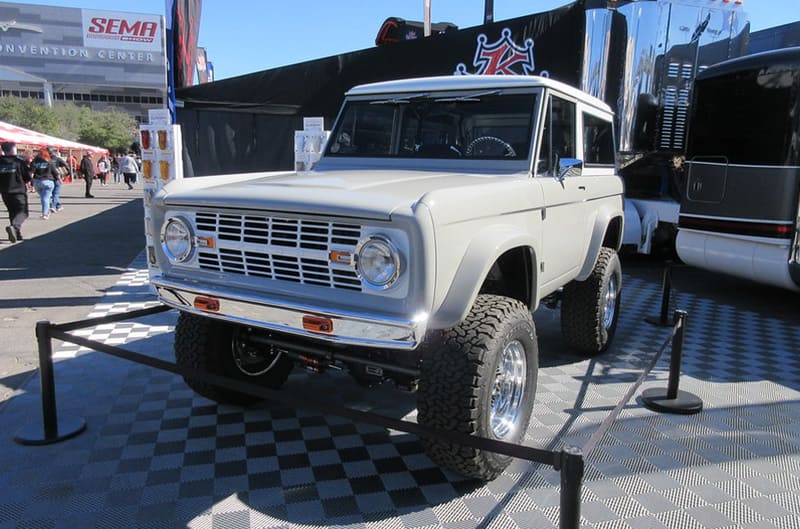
536, 93, 590, 286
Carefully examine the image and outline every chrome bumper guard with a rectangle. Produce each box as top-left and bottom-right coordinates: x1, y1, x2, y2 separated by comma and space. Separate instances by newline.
152, 277, 425, 350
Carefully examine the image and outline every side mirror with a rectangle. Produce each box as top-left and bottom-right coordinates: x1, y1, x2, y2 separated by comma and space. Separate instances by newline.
556, 157, 583, 181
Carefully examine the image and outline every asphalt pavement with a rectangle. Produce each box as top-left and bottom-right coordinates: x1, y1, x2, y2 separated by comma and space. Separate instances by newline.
0, 178, 145, 407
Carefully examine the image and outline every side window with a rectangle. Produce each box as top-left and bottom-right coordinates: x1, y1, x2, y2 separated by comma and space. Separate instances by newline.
538, 95, 576, 175
583, 113, 615, 166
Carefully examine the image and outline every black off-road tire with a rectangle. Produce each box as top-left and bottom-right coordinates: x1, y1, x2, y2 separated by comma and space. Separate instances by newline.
417, 294, 538, 481
560, 247, 622, 355
174, 312, 293, 405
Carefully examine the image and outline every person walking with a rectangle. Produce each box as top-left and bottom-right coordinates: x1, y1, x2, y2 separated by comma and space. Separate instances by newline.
96, 154, 110, 186
120, 151, 138, 190
79, 151, 95, 198
0, 141, 31, 242
30, 147, 58, 219
20, 150, 33, 192
111, 153, 121, 183
68, 152, 79, 183
48, 147, 69, 213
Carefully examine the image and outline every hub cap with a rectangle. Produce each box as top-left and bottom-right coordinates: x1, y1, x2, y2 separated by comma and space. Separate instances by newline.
490, 339, 527, 439
231, 327, 283, 377
602, 274, 618, 330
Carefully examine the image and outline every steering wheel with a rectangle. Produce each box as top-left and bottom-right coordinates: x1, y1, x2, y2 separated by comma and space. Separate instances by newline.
465, 136, 517, 158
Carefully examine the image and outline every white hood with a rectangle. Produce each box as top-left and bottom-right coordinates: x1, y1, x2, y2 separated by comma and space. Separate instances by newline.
163, 168, 517, 220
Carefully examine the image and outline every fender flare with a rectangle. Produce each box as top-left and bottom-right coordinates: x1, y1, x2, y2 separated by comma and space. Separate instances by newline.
576, 203, 624, 281
430, 225, 539, 329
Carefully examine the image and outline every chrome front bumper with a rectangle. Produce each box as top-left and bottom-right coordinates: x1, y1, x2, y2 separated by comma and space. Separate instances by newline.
152, 277, 426, 350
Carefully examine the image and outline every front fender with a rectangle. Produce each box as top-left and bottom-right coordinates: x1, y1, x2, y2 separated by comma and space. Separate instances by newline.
430, 225, 539, 329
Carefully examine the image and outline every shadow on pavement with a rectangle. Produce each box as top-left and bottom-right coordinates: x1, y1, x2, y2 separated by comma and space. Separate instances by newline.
0, 198, 145, 281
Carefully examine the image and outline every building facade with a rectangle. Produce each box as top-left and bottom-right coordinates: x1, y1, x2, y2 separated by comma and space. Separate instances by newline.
0, 2, 166, 122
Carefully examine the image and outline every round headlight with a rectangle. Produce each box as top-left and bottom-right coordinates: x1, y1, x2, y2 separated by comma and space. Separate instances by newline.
162, 217, 194, 263
357, 236, 400, 289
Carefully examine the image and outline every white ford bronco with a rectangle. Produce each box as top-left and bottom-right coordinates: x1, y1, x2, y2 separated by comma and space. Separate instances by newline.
147, 75, 624, 480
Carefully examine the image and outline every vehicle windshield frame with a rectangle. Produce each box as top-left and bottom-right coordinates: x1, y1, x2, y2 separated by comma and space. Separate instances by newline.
324, 88, 540, 167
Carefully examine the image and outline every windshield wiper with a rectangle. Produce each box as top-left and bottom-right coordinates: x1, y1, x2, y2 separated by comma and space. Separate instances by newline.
434, 89, 502, 102
370, 93, 430, 105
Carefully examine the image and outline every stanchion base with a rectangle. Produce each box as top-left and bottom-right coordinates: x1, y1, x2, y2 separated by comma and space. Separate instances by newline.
641, 388, 703, 415
644, 315, 674, 327
14, 416, 87, 445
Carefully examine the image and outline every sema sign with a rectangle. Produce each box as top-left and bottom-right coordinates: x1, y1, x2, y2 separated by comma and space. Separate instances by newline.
82, 9, 161, 52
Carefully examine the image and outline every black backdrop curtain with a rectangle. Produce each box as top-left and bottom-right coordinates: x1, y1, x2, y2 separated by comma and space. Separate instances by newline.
176, 2, 585, 176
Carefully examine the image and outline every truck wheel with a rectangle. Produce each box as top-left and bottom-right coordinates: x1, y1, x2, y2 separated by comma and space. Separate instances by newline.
561, 247, 621, 355
417, 294, 538, 481
174, 312, 293, 405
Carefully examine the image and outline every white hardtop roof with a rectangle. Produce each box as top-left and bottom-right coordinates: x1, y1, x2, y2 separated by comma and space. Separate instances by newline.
346, 75, 613, 115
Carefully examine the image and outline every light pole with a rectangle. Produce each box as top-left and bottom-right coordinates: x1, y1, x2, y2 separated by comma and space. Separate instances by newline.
424, 0, 431, 37
485, 0, 494, 24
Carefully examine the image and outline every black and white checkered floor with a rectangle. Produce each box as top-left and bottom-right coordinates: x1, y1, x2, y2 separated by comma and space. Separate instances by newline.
1, 254, 799, 529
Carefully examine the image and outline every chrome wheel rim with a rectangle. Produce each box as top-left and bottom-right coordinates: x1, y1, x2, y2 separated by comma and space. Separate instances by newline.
490, 339, 527, 439
602, 274, 618, 330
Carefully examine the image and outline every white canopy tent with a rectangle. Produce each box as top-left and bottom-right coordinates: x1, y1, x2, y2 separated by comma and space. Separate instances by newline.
0, 120, 108, 154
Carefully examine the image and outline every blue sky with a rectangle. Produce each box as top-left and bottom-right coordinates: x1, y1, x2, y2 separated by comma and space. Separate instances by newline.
13, 0, 800, 81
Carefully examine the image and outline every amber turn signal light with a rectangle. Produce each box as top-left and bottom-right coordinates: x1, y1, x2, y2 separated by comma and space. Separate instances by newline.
193, 296, 220, 312
329, 250, 352, 265
302, 315, 334, 333
197, 236, 215, 248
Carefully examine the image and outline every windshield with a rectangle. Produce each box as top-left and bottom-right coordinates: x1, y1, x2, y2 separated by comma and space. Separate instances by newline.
326, 92, 537, 161
687, 72, 800, 166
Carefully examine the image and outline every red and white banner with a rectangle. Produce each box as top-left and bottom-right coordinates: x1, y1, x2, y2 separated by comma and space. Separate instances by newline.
170, 0, 203, 88
82, 9, 162, 52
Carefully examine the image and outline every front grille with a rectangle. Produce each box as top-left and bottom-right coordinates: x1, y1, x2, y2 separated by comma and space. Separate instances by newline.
195, 212, 363, 291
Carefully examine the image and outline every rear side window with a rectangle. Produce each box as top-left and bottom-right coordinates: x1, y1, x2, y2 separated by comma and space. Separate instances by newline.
583, 113, 615, 166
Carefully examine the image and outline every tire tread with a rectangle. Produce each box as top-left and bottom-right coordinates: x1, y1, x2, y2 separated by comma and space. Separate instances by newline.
560, 247, 621, 355
418, 294, 537, 480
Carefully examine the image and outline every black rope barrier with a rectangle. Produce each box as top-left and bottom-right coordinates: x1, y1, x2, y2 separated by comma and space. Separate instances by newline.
582, 315, 679, 455
54, 304, 171, 332
14, 303, 696, 529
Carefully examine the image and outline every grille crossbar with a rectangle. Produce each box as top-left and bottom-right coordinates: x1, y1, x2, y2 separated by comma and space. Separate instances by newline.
195, 212, 363, 291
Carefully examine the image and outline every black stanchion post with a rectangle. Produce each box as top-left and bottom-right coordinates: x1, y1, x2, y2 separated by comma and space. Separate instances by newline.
37, 320, 58, 439
14, 321, 87, 445
666, 310, 685, 399
641, 310, 703, 415
645, 260, 673, 327
559, 445, 584, 529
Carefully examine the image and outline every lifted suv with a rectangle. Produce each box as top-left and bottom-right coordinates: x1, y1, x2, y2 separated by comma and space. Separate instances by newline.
148, 75, 624, 480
